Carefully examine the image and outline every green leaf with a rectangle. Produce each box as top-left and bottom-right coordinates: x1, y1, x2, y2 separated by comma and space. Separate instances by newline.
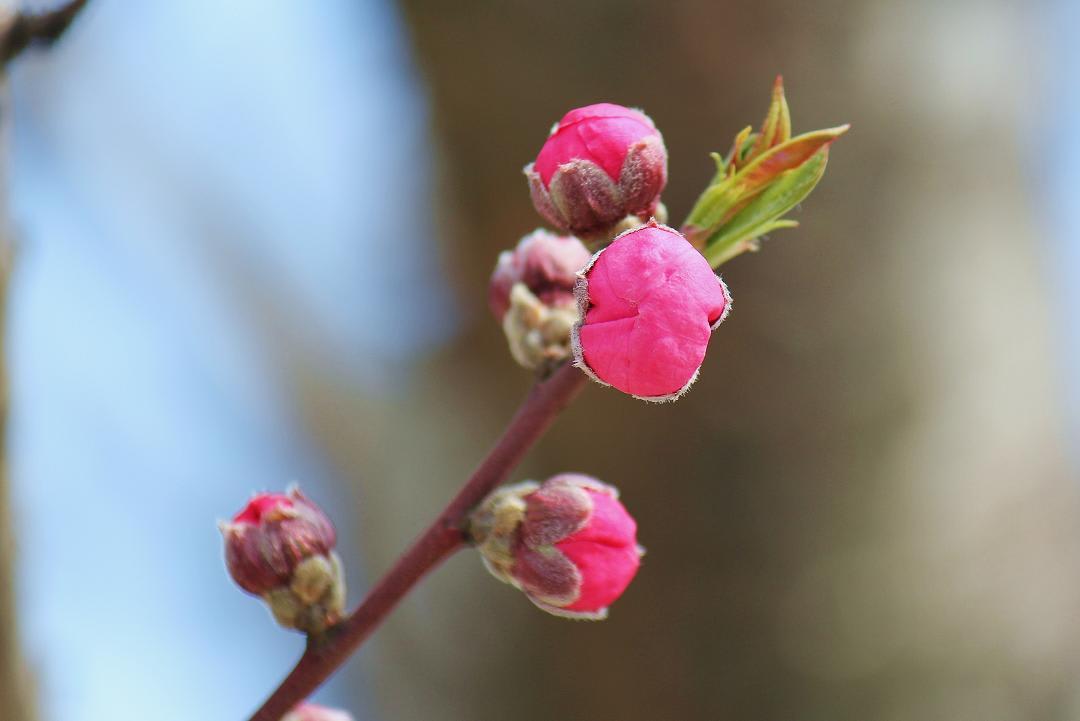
686, 125, 847, 242
703, 148, 830, 267
747, 75, 792, 162
717, 126, 752, 180
727, 125, 848, 209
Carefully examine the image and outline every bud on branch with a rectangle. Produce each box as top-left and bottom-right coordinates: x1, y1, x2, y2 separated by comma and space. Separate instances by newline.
221, 488, 345, 634
470, 473, 642, 619
489, 230, 592, 371
525, 103, 668, 240
572, 220, 731, 401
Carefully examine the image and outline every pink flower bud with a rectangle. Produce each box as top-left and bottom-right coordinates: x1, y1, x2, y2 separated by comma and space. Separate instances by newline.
283, 703, 355, 721
220, 487, 345, 633
572, 220, 731, 401
488, 229, 591, 321
470, 474, 642, 620
489, 230, 592, 371
525, 103, 667, 239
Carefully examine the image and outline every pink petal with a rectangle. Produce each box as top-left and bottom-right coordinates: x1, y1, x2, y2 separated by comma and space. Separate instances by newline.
535, 103, 659, 186
575, 223, 730, 400
557, 490, 640, 613
233, 493, 294, 525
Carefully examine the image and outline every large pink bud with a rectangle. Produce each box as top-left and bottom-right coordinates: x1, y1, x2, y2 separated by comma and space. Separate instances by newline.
525, 103, 667, 239
470, 473, 642, 620
572, 220, 731, 401
220, 487, 345, 633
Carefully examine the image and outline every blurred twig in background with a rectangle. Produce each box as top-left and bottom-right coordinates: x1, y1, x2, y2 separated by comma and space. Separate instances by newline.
0, 3, 89, 719
0, 0, 86, 65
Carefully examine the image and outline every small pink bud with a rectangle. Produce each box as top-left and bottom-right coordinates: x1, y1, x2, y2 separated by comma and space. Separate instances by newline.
220, 487, 345, 633
571, 220, 731, 401
283, 703, 354, 721
525, 103, 667, 239
470, 474, 642, 620
488, 229, 591, 321
490, 230, 592, 371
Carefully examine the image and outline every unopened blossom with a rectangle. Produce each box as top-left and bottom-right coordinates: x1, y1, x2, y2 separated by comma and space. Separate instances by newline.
283, 703, 354, 721
470, 473, 642, 619
489, 229, 592, 370
525, 103, 667, 239
220, 487, 346, 634
489, 229, 591, 320
572, 220, 731, 401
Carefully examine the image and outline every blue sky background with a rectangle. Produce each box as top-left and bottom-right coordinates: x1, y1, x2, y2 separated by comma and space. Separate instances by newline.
7, 1, 455, 719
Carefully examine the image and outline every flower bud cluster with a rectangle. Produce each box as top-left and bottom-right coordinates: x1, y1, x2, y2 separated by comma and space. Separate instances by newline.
492, 80, 842, 399
473, 81, 841, 618
492, 98, 730, 397
221, 487, 345, 634
489, 102, 672, 377
221, 81, 843, 638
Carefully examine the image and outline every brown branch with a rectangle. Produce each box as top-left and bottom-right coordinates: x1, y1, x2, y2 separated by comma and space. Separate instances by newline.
0, 0, 88, 66
248, 361, 588, 721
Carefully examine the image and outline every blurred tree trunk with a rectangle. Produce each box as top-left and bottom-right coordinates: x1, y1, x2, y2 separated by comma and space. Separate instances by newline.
0, 80, 37, 721
0, 259, 36, 721
303, 1, 1080, 720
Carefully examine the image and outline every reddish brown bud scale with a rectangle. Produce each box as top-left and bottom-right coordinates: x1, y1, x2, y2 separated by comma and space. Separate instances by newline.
221, 487, 345, 634
471, 474, 642, 620
223, 489, 336, 595
525, 103, 667, 239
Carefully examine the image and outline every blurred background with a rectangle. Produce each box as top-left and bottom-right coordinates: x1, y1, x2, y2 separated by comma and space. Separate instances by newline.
1, 0, 1079, 720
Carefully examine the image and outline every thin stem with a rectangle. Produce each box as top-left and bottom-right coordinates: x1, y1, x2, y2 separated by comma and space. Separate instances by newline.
249, 361, 588, 721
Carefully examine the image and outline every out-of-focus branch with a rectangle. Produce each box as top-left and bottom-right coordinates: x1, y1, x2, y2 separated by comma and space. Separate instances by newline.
0, 0, 87, 66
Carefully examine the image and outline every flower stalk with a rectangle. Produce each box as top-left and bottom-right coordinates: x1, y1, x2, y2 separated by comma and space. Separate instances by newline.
247, 361, 588, 721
